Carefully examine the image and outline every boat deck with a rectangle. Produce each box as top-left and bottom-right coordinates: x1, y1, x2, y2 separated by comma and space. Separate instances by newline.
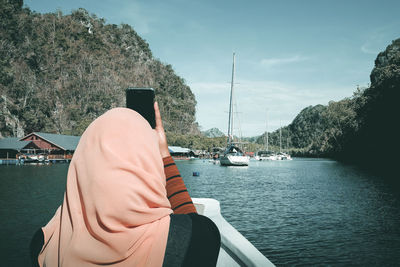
193, 198, 275, 267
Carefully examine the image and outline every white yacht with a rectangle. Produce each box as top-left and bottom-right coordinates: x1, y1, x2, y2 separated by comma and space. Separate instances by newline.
220, 53, 249, 166
257, 153, 279, 161
256, 111, 279, 161
276, 127, 292, 160
220, 144, 249, 166
276, 152, 292, 160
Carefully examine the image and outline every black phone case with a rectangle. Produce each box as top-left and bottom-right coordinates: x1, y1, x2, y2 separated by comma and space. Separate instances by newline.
126, 87, 155, 128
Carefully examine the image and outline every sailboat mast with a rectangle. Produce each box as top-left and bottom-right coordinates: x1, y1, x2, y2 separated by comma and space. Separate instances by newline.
279, 125, 282, 153
266, 112, 269, 152
286, 135, 289, 152
227, 52, 235, 145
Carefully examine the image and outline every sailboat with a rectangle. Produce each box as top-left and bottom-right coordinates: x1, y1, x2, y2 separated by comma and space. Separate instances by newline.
255, 111, 278, 161
276, 126, 292, 160
220, 53, 250, 166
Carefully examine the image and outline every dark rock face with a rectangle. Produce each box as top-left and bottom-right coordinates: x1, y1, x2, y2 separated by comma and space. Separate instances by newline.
343, 38, 400, 168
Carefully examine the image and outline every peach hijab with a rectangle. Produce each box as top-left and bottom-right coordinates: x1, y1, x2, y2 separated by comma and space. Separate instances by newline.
38, 108, 173, 267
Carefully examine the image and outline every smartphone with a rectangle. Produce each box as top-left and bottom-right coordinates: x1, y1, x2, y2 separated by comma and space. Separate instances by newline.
126, 87, 156, 128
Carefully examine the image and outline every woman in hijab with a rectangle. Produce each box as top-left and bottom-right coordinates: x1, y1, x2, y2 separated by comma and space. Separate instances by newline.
31, 103, 220, 267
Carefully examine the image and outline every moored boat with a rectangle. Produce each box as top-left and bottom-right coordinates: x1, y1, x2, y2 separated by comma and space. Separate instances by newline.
275, 126, 292, 160
276, 152, 292, 160
220, 144, 249, 166
19, 153, 46, 163
220, 53, 249, 166
256, 110, 276, 161
259, 153, 279, 161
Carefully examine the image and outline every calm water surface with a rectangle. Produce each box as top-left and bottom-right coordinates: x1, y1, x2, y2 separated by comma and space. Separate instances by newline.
1, 158, 400, 266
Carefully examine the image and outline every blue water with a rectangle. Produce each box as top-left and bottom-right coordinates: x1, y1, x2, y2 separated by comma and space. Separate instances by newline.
1, 158, 400, 266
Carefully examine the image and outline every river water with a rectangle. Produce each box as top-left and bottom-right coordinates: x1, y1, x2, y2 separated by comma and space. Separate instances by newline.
1, 158, 399, 266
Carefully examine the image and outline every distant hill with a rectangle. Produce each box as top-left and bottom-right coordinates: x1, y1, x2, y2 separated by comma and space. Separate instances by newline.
0, 2, 198, 137
202, 127, 225, 138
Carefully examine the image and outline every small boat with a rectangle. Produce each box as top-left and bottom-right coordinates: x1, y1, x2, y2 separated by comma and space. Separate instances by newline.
220, 53, 249, 166
193, 198, 275, 267
19, 154, 46, 163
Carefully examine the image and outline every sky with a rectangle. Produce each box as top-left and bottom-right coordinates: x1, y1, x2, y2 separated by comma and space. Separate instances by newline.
25, 0, 400, 136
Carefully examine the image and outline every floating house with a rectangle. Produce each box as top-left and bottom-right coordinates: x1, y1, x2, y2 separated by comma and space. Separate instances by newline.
1, 133, 195, 162
20, 132, 80, 159
0, 137, 30, 159
0, 132, 80, 160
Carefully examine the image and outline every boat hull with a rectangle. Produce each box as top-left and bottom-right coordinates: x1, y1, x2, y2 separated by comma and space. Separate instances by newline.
193, 198, 275, 266
276, 153, 292, 160
258, 155, 278, 161
220, 155, 249, 166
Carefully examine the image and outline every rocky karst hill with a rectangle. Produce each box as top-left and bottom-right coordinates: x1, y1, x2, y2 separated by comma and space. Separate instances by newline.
0, 1, 198, 137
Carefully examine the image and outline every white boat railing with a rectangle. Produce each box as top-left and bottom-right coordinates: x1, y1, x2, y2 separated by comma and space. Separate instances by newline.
193, 198, 275, 267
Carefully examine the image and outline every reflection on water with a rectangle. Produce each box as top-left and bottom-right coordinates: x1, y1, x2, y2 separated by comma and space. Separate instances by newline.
1, 158, 399, 266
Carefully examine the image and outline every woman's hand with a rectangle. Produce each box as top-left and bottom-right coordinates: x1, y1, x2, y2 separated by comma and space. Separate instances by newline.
154, 102, 171, 158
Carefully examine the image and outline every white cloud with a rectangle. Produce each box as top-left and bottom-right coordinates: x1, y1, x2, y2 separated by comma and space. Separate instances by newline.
361, 43, 379, 55
117, 2, 160, 35
189, 82, 229, 95
190, 79, 353, 136
360, 23, 400, 55
260, 55, 309, 67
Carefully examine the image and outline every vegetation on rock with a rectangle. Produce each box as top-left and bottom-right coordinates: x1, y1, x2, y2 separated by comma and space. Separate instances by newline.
257, 38, 400, 167
0, 1, 198, 137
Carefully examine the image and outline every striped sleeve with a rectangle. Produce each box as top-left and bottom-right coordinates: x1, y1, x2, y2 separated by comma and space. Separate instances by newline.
163, 156, 197, 214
